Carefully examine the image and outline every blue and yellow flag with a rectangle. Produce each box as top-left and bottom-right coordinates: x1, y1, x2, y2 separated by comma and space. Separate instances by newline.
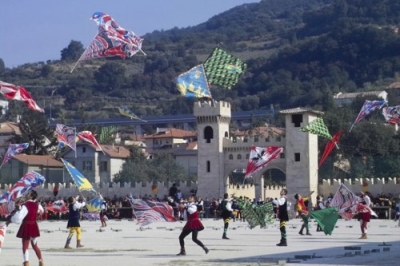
61, 159, 95, 192
118, 106, 146, 122
86, 194, 104, 212
175, 65, 212, 98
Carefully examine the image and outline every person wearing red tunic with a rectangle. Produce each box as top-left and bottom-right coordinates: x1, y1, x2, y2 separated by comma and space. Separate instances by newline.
8, 190, 44, 266
176, 196, 209, 256
357, 192, 372, 239
294, 191, 314, 236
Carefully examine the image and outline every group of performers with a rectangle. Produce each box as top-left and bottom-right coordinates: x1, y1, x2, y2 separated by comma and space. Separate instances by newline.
4, 188, 375, 265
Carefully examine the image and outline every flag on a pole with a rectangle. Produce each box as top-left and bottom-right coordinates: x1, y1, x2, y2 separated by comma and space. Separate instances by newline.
56, 124, 76, 151
0, 171, 46, 204
350, 100, 387, 131
61, 159, 95, 192
318, 130, 343, 168
77, 131, 103, 152
310, 207, 339, 235
0, 81, 44, 112
244, 146, 283, 178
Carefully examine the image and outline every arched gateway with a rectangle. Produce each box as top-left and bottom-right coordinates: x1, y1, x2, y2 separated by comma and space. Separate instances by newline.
195, 101, 321, 205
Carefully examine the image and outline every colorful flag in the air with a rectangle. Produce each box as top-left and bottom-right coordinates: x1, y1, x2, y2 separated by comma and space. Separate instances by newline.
78, 12, 143, 62
77, 131, 103, 152
349, 100, 387, 131
86, 194, 105, 212
45, 203, 68, 214
310, 207, 339, 235
235, 197, 275, 229
203, 47, 247, 89
0, 81, 44, 112
56, 124, 76, 151
382, 106, 400, 124
244, 146, 283, 178
118, 106, 146, 121
61, 159, 96, 192
0, 223, 6, 253
175, 65, 212, 98
0, 143, 29, 169
83, 212, 100, 221
0, 171, 46, 204
130, 199, 176, 226
300, 117, 332, 140
330, 184, 357, 220
318, 130, 343, 168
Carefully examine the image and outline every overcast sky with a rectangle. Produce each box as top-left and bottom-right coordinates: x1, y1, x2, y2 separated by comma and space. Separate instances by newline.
0, 0, 259, 68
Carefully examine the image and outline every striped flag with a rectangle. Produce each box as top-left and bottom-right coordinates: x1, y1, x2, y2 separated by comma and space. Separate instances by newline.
244, 146, 283, 178
130, 199, 176, 226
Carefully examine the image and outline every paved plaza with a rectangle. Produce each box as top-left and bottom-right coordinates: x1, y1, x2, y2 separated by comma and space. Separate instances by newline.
1, 218, 400, 266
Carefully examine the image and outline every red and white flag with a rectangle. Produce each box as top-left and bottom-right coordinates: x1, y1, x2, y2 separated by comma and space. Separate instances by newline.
244, 146, 283, 178
0, 81, 44, 112
77, 131, 103, 151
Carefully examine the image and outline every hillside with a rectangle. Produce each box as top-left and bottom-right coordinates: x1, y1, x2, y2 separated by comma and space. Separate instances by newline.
2, 0, 400, 124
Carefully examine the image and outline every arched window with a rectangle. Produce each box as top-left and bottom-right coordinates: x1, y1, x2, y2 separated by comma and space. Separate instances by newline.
224, 131, 229, 138
204, 126, 213, 143
207, 161, 211, 172
229, 154, 233, 160
237, 154, 242, 160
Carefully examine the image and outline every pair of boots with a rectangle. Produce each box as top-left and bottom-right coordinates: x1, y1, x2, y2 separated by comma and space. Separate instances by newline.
276, 239, 287, 246
176, 246, 209, 256
359, 233, 368, 239
298, 225, 312, 236
222, 233, 229, 239
64, 240, 84, 249
22, 259, 44, 266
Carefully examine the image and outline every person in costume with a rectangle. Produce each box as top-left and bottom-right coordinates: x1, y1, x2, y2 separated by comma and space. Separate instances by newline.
294, 191, 314, 236
314, 195, 326, 232
357, 192, 371, 239
220, 193, 233, 239
176, 196, 209, 256
64, 195, 86, 249
8, 190, 44, 266
273, 189, 290, 246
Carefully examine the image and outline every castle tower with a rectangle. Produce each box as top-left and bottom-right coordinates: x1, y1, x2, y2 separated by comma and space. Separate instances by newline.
194, 101, 231, 198
279, 108, 323, 207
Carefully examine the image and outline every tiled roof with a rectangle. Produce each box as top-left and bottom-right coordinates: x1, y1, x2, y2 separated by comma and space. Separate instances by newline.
142, 128, 196, 139
279, 107, 324, 115
232, 126, 284, 137
13, 154, 63, 167
186, 141, 198, 150
334, 91, 385, 99
386, 82, 400, 89
101, 145, 130, 158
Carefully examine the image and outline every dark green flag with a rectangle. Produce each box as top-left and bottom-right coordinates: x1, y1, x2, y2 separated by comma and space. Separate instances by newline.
310, 207, 339, 235
203, 47, 247, 89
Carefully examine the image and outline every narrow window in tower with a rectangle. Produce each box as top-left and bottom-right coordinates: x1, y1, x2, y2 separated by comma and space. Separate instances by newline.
204, 126, 214, 143
295, 153, 301, 162
292, 114, 303, 127
207, 161, 211, 172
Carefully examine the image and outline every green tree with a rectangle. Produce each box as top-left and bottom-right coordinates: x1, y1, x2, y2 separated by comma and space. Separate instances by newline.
94, 62, 126, 91
60, 40, 85, 61
9, 111, 58, 155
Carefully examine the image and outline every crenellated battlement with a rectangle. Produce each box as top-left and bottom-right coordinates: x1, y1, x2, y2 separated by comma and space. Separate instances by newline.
193, 100, 231, 118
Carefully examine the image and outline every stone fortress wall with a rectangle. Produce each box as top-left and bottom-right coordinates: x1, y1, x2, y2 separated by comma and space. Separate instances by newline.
1, 177, 398, 201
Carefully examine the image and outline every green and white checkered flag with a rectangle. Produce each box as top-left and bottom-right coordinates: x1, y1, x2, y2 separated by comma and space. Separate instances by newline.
300, 117, 332, 140
203, 47, 247, 89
